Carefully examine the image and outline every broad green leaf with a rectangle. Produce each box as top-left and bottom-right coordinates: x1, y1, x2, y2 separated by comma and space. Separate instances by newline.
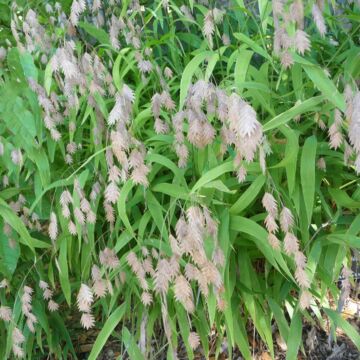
263, 96, 325, 131
179, 51, 213, 110
233, 33, 272, 61
191, 161, 234, 193
19, 51, 38, 80
122, 327, 144, 360
58, 236, 71, 305
324, 308, 360, 350
300, 136, 317, 226
230, 215, 294, 281
234, 50, 253, 91
0, 222, 20, 277
328, 188, 360, 209
238, 251, 274, 357
78, 21, 111, 45
230, 174, 266, 214
44, 61, 53, 95
145, 190, 168, 240
117, 180, 136, 237
0, 199, 50, 251
203, 180, 236, 194
87, 304, 126, 360
293, 54, 345, 111
268, 298, 289, 342
286, 311, 302, 360
152, 183, 189, 200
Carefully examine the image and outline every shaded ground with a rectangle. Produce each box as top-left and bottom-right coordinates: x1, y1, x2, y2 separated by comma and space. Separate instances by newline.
74, 307, 360, 360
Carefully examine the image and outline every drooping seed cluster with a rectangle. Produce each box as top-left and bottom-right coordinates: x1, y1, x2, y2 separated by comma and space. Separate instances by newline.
39, 281, 59, 312
262, 192, 312, 309
272, 0, 313, 68
76, 247, 121, 329
21, 286, 37, 333
151, 79, 267, 178
126, 205, 225, 354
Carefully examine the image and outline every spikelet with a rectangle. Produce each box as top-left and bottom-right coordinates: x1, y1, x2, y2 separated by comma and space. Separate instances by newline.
12, 327, 25, 345
99, 247, 119, 269
174, 275, 194, 313
268, 233, 280, 250
77, 284, 93, 312
201, 261, 222, 289
12, 343, 24, 358
86, 210, 96, 224
312, 4, 326, 37
317, 157, 326, 171
236, 166, 247, 183
11, 149, 23, 166
228, 94, 259, 138
48, 212, 58, 241
62, 205, 70, 219
294, 30, 310, 55
70, 0, 86, 26
80, 312, 95, 329
68, 220, 77, 235
48, 300, 59, 312
169, 235, 182, 257
164, 67, 173, 79
213, 247, 225, 267
299, 290, 312, 310
154, 258, 171, 294
93, 279, 107, 298
283, 232, 299, 255
294, 250, 307, 269
141, 292, 153, 306
43, 288, 53, 300
295, 267, 310, 289
348, 92, 360, 152
203, 11, 214, 46
264, 214, 278, 233
280, 51, 294, 69
262, 192, 278, 217
279, 207, 294, 232
131, 164, 150, 187
0, 305, 12, 321
104, 182, 120, 204
104, 202, 115, 224
188, 332, 200, 350
73, 208, 85, 226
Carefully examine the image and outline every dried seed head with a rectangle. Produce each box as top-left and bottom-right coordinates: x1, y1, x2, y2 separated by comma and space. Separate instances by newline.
99, 248, 119, 269
299, 290, 312, 310
284, 232, 299, 255
188, 332, 200, 350
80, 312, 95, 329
279, 207, 294, 232
0, 306, 12, 322
312, 4, 326, 37
77, 284, 93, 313
48, 300, 59, 312
141, 291, 153, 306
48, 212, 58, 241
268, 233, 281, 250
262, 192, 278, 217
174, 275, 194, 313
264, 214, 278, 233
154, 258, 172, 294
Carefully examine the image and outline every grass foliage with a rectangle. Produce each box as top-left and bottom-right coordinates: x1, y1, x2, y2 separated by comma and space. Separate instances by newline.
0, 0, 359, 358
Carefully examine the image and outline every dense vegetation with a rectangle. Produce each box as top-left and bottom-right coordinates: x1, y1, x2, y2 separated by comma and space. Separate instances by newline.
0, 0, 359, 358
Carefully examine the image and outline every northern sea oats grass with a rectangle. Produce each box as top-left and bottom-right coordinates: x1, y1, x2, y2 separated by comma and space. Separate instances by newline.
0, 0, 359, 359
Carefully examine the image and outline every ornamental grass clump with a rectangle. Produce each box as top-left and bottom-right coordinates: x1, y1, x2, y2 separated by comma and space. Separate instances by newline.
0, 0, 359, 359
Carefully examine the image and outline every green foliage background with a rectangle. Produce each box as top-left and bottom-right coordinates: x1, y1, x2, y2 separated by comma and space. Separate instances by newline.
0, 0, 359, 359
